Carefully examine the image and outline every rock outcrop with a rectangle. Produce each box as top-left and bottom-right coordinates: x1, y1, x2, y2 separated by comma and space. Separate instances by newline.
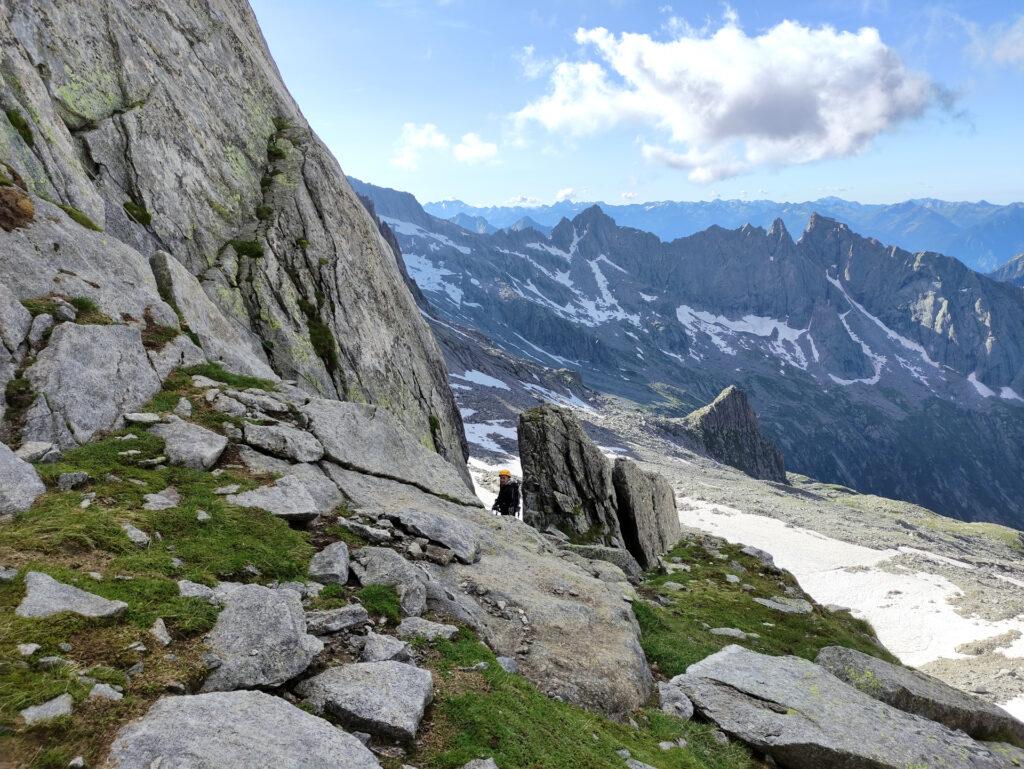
673, 386, 787, 483
0, 0, 468, 480
676, 644, 1012, 769
611, 458, 680, 569
817, 645, 1024, 747
0, 441, 44, 513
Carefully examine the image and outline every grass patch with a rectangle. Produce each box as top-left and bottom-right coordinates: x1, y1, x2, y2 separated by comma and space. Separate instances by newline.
267, 139, 286, 161
181, 363, 275, 392
6, 108, 34, 147
297, 298, 339, 373
140, 321, 180, 351
407, 630, 760, 769
123, 201, 152, 226
56, 203, 102, 232
67, 296, 112, 325
228, 239, 264, 259
634, 538, 896, 677
355, 584, 400, 623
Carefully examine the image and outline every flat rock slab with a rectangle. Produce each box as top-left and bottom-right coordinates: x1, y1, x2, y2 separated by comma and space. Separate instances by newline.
396, 617, 458, 641
754, 596, 812, 614
361, 631, 412, 662
24, 323, 161, 447
0, 441, 45, 514
228, 468, 342, 522
385, 508, 481, 564
676, 644, 1009, 769
306, 604, 370, 635
150, 420, 227, 469
201, 584, 322, 691
20, 693, 73, 725
303, 399, 479, 507
16, 571, 127, 619
817, 645, 1024, 747
244, 423, 323, 462
566, 544, 643, 580
107, 690, 380, 769
296, 661, 433, 742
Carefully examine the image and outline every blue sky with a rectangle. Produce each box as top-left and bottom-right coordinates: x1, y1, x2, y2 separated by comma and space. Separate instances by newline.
249, 1, 1024, 206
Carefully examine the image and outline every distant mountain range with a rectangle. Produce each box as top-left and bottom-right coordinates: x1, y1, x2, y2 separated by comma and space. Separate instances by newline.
424, 197, 1024, 274
353, 177, 1024, 527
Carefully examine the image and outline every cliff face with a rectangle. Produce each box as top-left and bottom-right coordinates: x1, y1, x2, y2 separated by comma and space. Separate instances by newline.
0, 0, 467, 475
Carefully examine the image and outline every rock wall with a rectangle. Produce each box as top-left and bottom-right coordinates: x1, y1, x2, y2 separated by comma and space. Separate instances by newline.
0, 0, 468, 479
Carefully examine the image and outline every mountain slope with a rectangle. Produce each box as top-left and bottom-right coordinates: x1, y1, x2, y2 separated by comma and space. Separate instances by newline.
360, 180, 1024, 527
425, 196, 1024, 273
992, 253, 1024, 287
0, 0, 467, 475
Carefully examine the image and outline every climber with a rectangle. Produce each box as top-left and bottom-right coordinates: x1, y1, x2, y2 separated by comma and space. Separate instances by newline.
491, 468, 520, 517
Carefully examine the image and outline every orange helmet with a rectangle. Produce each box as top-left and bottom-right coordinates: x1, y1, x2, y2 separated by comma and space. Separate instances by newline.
498, 469, 511, 478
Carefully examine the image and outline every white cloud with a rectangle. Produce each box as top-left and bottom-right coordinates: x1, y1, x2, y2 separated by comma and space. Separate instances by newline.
516, 45, 553, 79
506, 194, 543, 206
514, 14, 941, 181
453, 132, 498, 163
391, 122, 449, 170
554, 187, 576, 202
991, 15, 1024, 66
621, 191, 638, 200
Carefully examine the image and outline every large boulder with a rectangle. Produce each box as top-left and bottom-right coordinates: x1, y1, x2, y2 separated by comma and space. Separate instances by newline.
0, 441, 45, 514
227, 466, 343, 522
16, 571, 127, 618
150, 419, 228, 469
817, 646, 1024, 747
244, 423, 323, 463
200, 584, 322, 691
295, 661, 433, 743
517, 404, 622, 543
107, 691, 381, 769
384, 507, 481, 564
611, 458, 680, 569
302, 399, 478, 506
674, 386, 787, 483
23, 323, 162, 447
676, 644, 1008, 769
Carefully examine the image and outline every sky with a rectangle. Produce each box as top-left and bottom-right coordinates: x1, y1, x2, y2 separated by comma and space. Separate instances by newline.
249, 1, 1024, 207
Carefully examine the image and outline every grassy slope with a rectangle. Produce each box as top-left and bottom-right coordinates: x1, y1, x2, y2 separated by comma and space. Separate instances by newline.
1, 365, 900, 769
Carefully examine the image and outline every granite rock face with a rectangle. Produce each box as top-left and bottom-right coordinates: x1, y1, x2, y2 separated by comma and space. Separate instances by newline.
676, 386, 787, 483
518, 404, 621, 543
816, 645, 1024, 747
0, 0, 468, 481
23, 324, 161, 447
612, 458, 680, 569
677, 644, 1009, 769
106, 691, 381, 769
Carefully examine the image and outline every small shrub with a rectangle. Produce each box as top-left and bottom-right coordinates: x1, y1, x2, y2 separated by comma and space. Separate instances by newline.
5, 108, 34, 147
228, 239, 264, 258
267, 140, 286, 161
272, 116, 292, 132
123, 200, 152, 225
56, 203, 102, 232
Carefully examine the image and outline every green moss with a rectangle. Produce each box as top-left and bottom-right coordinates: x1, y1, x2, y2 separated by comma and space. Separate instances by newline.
355, 584, 401, 622
255, 204, 272, 221
56, 203, 102, 232
408, 630, 758, 769
140, 322, 180, 351
123, 201, 152, 226
272, 117, 292, 132
181, 363, 276, 391
266, 139, 286, 161
634, 538, 896, 677
21, 297, 60, 317
296, 238, 309, 251
297, 298, 339, 373
228, 239, 264, 259
6, 108, 34, 147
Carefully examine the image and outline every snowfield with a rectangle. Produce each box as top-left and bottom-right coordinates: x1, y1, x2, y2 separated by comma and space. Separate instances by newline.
679, 496, 1024, 720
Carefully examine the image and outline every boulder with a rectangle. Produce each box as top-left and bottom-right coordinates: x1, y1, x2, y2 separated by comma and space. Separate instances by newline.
227, 471, 341, 522
565, 544, 643, 581
305, 604, 371, 636
295, 661, 433, 742
0, 280, 31, 353
244, 422, 323, 462
16, 571, 127, 618
200, 584, 322, 691
754, 596, 813, 614
396, 617, 459, 641
23, 323, 162, 447
309, 541, 350, 585
360, 631, 413, 663
149, 420, 227, 469
106, 691, 381, 769
0, 441, 45, 514
677, 386, 787, 483
517, 404, 622, 543
816, 646, 1024, 747
20, 693, 73, 725
658, 681, 694, 720
611, 458, 680, 569
14, 441, 59, 463
384, 508, 481, 564
302, 399, 478, 507
675, 644, 1008, 769
149, 251, 277, 380
352, 547, 428, 616
147, 334, 206, 380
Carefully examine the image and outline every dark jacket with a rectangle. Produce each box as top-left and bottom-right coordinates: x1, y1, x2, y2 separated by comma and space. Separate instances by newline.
492, 480, 520, 516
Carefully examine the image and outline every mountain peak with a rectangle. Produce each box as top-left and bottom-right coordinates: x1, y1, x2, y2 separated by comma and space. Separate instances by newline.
572, 204, 617, 229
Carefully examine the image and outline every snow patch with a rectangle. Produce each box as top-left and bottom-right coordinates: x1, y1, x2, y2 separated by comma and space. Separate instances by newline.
522, 382, 595, 412
968, 372, 996, 398
463, 420, 517, 453
452, 369, 511, 390
675, 305, 810, 368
